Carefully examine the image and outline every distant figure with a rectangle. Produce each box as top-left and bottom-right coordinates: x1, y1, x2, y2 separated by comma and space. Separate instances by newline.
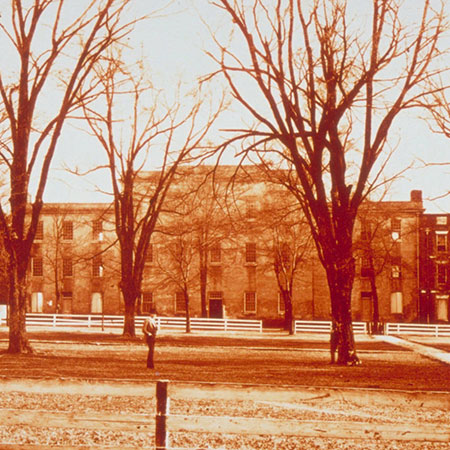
142, 311, 159, 369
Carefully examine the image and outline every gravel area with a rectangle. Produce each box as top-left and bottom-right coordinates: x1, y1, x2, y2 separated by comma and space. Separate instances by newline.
0, 391, 448, 449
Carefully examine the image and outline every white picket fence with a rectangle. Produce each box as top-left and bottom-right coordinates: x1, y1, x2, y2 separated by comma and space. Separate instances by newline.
385, 322, 450, 337
294, 320, 368, 334
21, 313, 263, 333
294, 320, 450, 337
2, 314, 450, 337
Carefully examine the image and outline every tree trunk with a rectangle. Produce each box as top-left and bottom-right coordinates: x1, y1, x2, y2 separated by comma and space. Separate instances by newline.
327, 256, 360, 365
199, 262, 207, 318
369, 266, 381, 334
122, 292, 137, 337
7, 264, 32, 354
282, 289, 294, 335
184, 290, 191, 333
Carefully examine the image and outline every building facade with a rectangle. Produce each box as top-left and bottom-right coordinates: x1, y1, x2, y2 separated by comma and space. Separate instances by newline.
21, 168, 445, 325
419, 213, 450, 323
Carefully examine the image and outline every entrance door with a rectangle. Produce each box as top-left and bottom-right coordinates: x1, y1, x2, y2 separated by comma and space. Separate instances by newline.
209, 299, 223, 318
61, 292, 72, 314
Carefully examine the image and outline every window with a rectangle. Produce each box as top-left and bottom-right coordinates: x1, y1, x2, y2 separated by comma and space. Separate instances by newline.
63, 258, 73, 277
436, 233, 447, 252
436, 216, 448, 225
91, 292, 102, 314
244, 291, 257, 313
141, 292, 153, 314
245, 242, 256, 263
246, 201, 257, 219
391, 291, 403, 314
391, 218, 401, 241
210, 243, 221, 263
391, 265, 401, 279
63, 221, 73, 240
391, 256, 402, 279
175, 292, 186, 313
361, 291, 372, 321
35, 221, 44, 240
436, 295, 449, 322
145, 244, 153, 264
360, 257, 372, 278
275, 242, 290, 269
360, 221, 371, 241
92, 256, 103, 277
32, 257, 43, 277
437, 264, 447, 285
92, 220, 103, 241
209, 291, 223, 301
31, 292, 44, 313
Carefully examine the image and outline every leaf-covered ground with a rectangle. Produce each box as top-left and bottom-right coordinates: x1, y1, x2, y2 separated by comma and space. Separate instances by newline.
0, 329, 449, 449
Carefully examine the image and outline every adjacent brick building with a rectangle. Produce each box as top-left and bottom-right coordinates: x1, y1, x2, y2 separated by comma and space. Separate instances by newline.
419, 213, 450, 323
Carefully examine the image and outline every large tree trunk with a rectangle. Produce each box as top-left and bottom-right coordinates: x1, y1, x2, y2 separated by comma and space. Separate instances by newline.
123, 299, 136, 337
327, 255, 360, 365
122, 286, 137, 337
8, 263, 32, 354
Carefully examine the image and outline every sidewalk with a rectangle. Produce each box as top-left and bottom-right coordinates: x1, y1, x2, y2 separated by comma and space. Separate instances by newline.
374, 334, 450, 365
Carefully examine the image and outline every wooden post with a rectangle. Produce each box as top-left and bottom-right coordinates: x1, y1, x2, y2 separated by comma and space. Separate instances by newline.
155, 380, 169, 450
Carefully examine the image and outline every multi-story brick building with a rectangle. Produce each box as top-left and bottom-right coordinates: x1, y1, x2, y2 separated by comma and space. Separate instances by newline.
419, 213, 450, 323
353, 190, 423, 324
29, 203, 120, 315
22, 167, 442, 325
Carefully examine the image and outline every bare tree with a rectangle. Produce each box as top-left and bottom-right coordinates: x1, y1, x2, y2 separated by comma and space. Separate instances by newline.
156, 231, 198, 333
0, 0, 136, 353
82, 56, 222, 337
178, 168, 232, 318
258, 195, 313, 334
210, 0, 448, 364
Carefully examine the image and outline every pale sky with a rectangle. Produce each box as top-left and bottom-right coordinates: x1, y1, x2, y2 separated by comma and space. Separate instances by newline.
42, 0, 450, 213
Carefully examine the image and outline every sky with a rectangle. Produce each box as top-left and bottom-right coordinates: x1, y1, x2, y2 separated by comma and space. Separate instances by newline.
16, 0, 450, 214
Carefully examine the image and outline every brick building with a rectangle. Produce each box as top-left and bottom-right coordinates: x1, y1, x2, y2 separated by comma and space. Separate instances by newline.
23, 167, 441, 325
419, 213, 450, 322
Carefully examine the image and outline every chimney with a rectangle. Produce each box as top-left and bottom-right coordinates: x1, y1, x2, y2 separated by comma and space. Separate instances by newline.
410, 190, 422, 203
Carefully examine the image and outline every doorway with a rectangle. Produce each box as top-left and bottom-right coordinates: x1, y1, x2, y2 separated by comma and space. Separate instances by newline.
208, 291, 223, 318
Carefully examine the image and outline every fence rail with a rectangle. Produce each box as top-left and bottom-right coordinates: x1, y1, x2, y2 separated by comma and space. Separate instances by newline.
19, 313, 263, 333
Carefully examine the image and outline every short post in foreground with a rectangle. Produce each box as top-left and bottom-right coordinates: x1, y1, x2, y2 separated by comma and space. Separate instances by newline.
155, 380, 169, 450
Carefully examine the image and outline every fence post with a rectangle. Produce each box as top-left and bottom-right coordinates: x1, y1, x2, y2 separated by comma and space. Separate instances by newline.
155, 380, 169, 450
